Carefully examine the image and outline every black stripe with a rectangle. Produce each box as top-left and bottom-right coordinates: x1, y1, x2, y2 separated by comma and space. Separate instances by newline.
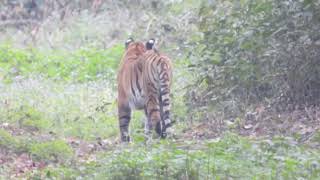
160, 73, 169, 80
149, 108, 159, 113
136, 72, 141, 93
120, 115, 130, 120
150, 88, 158, 95
162, 110, 170, 120
161, 100, 170, 106
161, 102, 170, 106
151, 72, 158, 82
148, 108, 159, 118
157, 58, 162, 66
138, 63, 143, 72
148, 82, 157, 92
131, 78, 136, 97
146, 97, 157, 108
120, 124, 128, 128
160, 91, 169, 96
119, 117, 130, 128
151, 65, 157, 80
160, 84, 168, 88
150, 56, 158, 64
161, 62, 168, 70
162, 99, 170, 103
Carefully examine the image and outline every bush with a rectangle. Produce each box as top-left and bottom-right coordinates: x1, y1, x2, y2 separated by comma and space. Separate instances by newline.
187, 0, 320, 119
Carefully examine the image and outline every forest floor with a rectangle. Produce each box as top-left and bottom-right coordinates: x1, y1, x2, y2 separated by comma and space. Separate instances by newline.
1, 105, 320, 179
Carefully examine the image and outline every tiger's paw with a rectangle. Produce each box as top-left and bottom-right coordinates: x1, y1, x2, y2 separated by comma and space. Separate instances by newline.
155, 121, 167, 138
121, 135, 130, 142
164, 119, 176, 128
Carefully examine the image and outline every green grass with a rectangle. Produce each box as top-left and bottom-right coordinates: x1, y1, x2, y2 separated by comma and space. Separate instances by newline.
0, 43, 124, 83
0, 79, 147, 141
26, 134, 320, 179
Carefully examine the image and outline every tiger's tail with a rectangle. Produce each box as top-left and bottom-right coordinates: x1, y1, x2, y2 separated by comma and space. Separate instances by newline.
157, 58, 173, 137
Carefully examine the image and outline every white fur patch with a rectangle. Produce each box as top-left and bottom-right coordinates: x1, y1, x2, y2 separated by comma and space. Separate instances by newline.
164, 119, 171, 125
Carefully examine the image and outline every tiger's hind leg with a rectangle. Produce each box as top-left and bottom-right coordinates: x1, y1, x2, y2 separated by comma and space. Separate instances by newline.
145, 95, 162, 138
118, 104, 131, 142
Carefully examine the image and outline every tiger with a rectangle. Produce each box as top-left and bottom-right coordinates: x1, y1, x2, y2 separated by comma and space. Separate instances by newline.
117, 38, 173, 142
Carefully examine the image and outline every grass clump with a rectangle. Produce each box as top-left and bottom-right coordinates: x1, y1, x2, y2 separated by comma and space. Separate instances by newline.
0, 129, 21, 150
29, 140, 74, 162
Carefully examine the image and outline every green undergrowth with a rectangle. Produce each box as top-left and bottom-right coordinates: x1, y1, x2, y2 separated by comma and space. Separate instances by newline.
29, 133, 320, 179
0, 43, 123, 83
0, 103, 144, 141
0, 129, 73, 163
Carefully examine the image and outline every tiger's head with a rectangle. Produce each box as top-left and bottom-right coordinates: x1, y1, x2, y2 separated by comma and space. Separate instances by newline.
123, 38, 146, 58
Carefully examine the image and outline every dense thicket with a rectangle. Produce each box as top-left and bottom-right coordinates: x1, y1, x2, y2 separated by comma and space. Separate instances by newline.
187, 0, 320, 119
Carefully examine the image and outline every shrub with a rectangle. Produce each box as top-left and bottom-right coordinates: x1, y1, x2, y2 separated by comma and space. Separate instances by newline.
187, 0, 320, 120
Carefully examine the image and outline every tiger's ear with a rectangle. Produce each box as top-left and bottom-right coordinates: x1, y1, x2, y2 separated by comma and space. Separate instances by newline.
125, 38, 134, 49
146, 38, 155, 50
